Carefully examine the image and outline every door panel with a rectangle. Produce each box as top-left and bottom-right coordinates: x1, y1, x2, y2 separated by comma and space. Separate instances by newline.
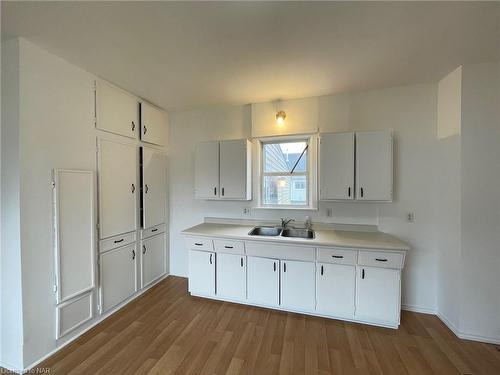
247, 256, 279, 307
142, 147, 166, 229
280, 260, 315, 311
194, 142, 220, 199
216, 253, 246, 301
316, 263, 355, 317
98, 139, 137, 239
220, 140, 249, 200
188, 250, 215, 296
141, 233, 166, 288
141, 102, 168, 146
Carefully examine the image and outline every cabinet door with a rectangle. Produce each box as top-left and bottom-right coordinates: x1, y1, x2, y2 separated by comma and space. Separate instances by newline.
320, 132, 354, 200
141, 102, 168, 146
356, 130, 393, 201
220, 140, 251, 200
216, 253, 246, 301
141, 233, 166, 288
194, 142, 220, 199
96, 80, 138, 138
247, 256, 279, 307
280, 260, 315, 311
100, 244, 137, 312
356, 266, 400, 324
316, 263, 355, 318
142, 147, 166, 229
98, 139, 137, 239
188, 250, 215, 296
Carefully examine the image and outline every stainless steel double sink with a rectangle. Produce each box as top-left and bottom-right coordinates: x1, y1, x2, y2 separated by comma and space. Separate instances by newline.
248, 226, 315, 239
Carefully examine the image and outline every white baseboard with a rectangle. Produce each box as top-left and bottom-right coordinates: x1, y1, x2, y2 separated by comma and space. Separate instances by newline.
402, 304, 437, 315
0, 360, 22, 373
437, 311, 500, 345
20, 274, 170, 373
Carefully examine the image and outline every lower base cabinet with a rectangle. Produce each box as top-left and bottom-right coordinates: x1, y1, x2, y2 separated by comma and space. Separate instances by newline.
188, 250, 215, 296
216, 253, 246, 301
141, 233, 166, 288
100, 243, 137, 312
280, 260, 315, 311
316, 263, 355, 318
355, 266, 400, 324
247, 256, 279, 306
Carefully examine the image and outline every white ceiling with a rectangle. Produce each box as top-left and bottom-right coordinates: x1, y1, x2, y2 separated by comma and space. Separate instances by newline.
2, 1, 499, 112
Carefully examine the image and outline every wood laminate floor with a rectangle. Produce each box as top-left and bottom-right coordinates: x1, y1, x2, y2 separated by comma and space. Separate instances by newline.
29, 276, 500, 374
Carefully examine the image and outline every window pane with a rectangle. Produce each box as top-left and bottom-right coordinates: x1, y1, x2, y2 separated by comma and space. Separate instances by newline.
263, 175, 307, 205
263, 141, 308, 173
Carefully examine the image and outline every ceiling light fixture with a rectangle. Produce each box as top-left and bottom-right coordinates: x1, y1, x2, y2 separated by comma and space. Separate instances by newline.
275, 110, 286, 125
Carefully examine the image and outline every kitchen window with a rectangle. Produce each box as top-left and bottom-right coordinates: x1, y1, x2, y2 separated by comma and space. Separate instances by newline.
260, 138, 314, 208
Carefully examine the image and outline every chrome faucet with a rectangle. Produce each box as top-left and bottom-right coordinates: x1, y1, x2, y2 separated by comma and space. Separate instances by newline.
281, 218, 295, 229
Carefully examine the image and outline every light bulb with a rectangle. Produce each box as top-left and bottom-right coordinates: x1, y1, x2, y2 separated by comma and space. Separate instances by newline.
275, 110, 286, 125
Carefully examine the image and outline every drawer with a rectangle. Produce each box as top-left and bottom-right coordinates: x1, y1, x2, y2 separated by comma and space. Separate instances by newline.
317, 248, 357, 265
99, 231, 136, 253
142, 223, 166, 239
245, 242, 315, 262
358, 251, 404, 269
185, 237, 214, 251
214, 239, 245, 255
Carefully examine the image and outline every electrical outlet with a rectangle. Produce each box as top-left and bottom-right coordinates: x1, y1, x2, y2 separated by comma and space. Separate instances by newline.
407, 212, 415, 222
243, 207, 251, 215
326, 208, 333, 217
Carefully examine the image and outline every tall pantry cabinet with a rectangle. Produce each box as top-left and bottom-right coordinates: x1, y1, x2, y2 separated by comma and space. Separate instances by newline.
95, 79, 168, 314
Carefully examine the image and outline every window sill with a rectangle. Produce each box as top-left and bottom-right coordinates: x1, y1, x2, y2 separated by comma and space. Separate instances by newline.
253, 205, 318, 211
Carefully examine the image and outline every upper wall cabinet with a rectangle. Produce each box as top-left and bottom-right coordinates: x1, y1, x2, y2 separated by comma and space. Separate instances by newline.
141, 147, 167, 229
194, 140, 252, 200
320, 132, 355, 200
140, 102, 168, 146
356, 130, 393, 201
95, 80, 139, 139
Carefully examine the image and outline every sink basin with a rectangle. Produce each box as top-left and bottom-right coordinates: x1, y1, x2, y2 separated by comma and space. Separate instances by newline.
281, 228, 315, 239
248, 226, 282, 236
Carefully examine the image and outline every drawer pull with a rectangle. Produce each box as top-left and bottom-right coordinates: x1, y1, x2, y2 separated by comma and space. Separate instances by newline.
332, 255, 344, 259
224, 246, 234, 249
273, 262, 276, 272
209, 254, 213, 264
283, 262, 287, 272
132, 249, 136, 260
321, 265, 324, 275
375, 258, 388, 262
240, 257, 244, 267
142, 245, 147, 255
151, 228, 158, 232
114, 239, 124, 244
362, 268, 365, 279
194, 243, 203, 246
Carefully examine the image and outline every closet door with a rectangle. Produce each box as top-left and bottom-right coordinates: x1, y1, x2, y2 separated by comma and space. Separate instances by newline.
98, 139, 137, 239
320, 132, 354, 200
142, 147, 166, 229
95, 80, 138, 139
141, 102, 168, 146
219, 140, 251, 200
194, 141, 220, 199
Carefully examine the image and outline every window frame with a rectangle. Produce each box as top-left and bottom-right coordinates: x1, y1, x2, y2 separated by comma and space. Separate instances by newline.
256, 134, 318, 210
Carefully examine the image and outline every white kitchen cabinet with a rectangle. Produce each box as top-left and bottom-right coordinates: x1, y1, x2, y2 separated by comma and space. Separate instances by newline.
216, 253, 246, 301
100, 243, 137, 312
247, 256, 279, 307
220, 140, 252, 200
140, 102, 168, 146
356, 130, 393, 201
141, 147, 166, 229
194, 141, 220, 199
98, 139, 137, 239
188, 250, 216, 296
355, 266, 400, 324
141, 233, 166, 288
280, 260, 315, 311
95, 80, 138, 139
320, 132, 355, 200
316, 263, 355, 318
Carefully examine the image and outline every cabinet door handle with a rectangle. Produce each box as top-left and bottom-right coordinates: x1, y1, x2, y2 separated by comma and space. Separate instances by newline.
321, 265, 324, 275
360, 187, 364, 198
194, 243, 203, 246
273, 262, 276, 272
151, 228, 158, 232
131, 121, 136, 132
131, 183, 136, 193
145, 184, 149, 194
240, 257, 244, 267
143, 125, 147, 135
142, 245, 146, 255
214, 187, 217, 196
362, 268, 365, 279
348, 186, 351, 197
222, 187, 225, 196
332, 255, 344, 259
375, 258, 388, 262
224, 246, 233, 249
209, 254, 213, 264
114, 239, 124, 244
283, 262, 286, 273
132, 249, 136, 260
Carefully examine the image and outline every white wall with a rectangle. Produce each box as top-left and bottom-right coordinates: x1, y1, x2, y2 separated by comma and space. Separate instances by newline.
169, 83, 439, 312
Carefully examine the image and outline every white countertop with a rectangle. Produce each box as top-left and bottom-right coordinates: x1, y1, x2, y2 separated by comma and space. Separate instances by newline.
182, 222, 410, 251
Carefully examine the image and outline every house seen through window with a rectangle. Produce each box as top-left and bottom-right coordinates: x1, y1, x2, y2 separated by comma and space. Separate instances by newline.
262, 140, 309, 206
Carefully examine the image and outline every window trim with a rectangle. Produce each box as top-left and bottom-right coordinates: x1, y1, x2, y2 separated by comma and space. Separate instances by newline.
256, 134, 318, 210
